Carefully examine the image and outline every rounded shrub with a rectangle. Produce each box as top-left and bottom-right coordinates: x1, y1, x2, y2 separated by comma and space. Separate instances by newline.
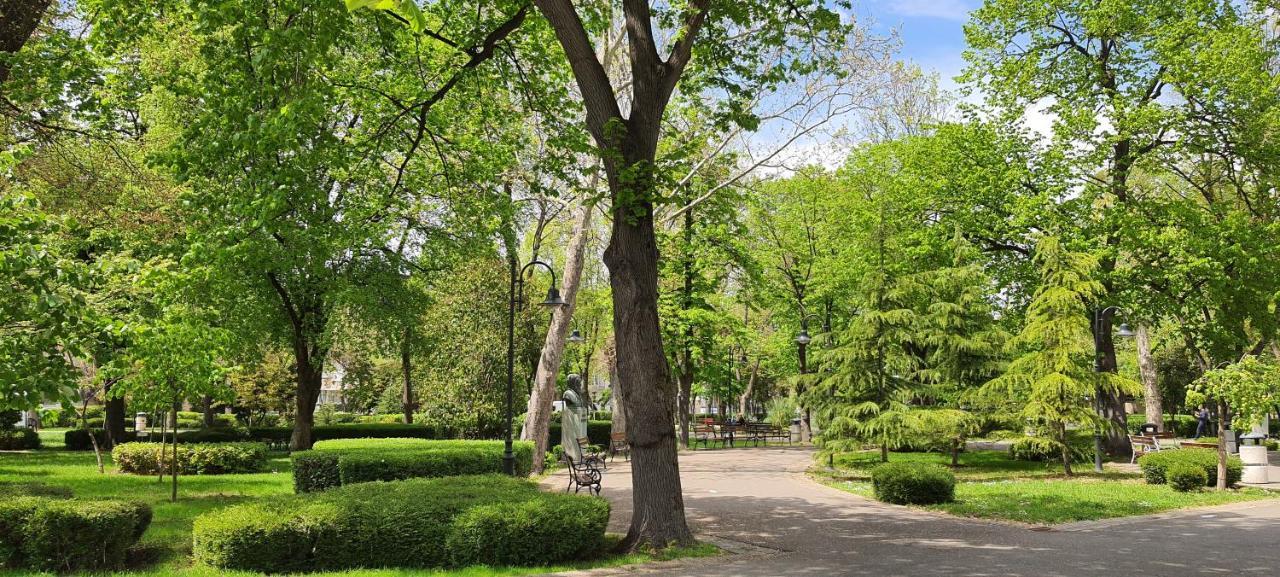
871, 462, 956, 505
1008, 436, 1092, 464
193, 475, 608, 573
112, 442, 268, 475
291, 438, 534, 493
0, 493, 150, 572
1167, 462, 1208, 492
1138, 448, 1242, 487
0, 428, 40, 450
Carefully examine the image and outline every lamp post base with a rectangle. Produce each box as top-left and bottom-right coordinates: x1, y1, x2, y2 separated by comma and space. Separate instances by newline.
502, 451, 515, 476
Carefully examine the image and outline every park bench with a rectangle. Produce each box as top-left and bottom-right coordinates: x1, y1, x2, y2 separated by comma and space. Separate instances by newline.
745, 423, 791, 446
692, 424, 723, 449
563, 454, 602, 495
608, 431, 630, 462
577, 436, 606, 469
1129, 432, 1180, 463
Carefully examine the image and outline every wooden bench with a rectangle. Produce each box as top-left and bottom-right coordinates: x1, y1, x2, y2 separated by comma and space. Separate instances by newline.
608, 431, 630, 462
745, 423, 791, 446
692, 424, 723, 449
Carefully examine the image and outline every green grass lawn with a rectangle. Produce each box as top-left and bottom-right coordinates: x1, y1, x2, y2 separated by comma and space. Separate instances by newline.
0, 448, 716, 576
820, 449, 1276, 525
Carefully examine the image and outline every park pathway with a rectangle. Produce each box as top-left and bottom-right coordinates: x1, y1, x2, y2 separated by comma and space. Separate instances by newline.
543, 446, 1280, 577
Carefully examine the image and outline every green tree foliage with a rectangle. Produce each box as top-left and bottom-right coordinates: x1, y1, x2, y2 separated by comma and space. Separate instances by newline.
0, 193, 93, 409
1186, 356, 1280, 489
977, 237, 1139, 475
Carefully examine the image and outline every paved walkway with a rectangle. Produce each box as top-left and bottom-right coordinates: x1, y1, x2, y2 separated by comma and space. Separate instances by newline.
544, 446, 1280, 577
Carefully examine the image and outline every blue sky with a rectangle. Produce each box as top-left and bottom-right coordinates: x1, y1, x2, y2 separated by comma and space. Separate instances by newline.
857, 0, 980, 92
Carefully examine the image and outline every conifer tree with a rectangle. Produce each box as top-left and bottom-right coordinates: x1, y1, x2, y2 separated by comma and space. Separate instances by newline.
977, 237, 1138, 475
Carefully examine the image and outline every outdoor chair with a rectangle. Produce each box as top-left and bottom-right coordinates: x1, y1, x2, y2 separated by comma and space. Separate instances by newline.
563, 454, 602, 496
608, 431, 630, 462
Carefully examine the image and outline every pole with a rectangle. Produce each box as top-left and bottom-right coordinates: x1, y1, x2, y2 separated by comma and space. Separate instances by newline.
504, 262, 518, 476
1093, 308, 1106, 473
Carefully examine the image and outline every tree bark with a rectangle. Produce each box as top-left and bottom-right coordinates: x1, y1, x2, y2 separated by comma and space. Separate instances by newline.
104, 394, 126, 448
201, 395, 215, 428
521, 202, 593, 473
1094, 313, 1130, 456
607, 339, 627, 436
1136, 324, 1163, 430
1059, 422, 1073, 476
738, 357, 760, 417
0, 0, 50, 85
401, 326, 414, 424
1216, 400, 1229, 490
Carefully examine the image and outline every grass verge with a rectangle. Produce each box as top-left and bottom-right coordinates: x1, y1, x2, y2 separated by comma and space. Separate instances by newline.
818, 449, 1276, 525
0, 449, 717, 576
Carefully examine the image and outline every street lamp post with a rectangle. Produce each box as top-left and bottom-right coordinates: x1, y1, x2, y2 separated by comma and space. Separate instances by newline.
505, 259, 565, 475
1092, 306, 1135, 473
795, 311, 830, 445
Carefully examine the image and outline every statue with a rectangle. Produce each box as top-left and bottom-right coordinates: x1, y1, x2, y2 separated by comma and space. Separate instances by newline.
561, 374, 588, 462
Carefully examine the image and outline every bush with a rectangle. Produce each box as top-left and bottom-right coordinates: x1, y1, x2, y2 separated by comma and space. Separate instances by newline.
1167, 462, 1208, 492
1008, 435, 1093, 464
291, 438, 534, 492
64, 429, 138, 451
354, 413, 404, 424
1138, 448, 1242, 487
0, 495, 150, 572
249, 423, 445, 444
1126, 414, 1198, 438
871, 462, 956, 505
175, 428, 249, 443
546, 420, 612, 449
112, 442, 268, 475
193, 475, 607, 573
0, 429, 40, 450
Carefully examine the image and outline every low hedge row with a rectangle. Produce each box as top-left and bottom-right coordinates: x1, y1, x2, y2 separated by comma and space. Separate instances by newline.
871, 462, 956, 505
1126, 414, 1199, 438
0, 485, 151, 572
546, 420, 613, 449
65, 428, 249, 450
1138, 448, 1242, 487
292, 438, 534, 492
65, 429, 137, 450
193, 475, 607, 572
248, 423, 448, 444
0, 429, 40, 450
112, 442, 268, 475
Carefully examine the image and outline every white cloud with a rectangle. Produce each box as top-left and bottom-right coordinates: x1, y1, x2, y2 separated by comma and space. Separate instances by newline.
883, 0, 976, 22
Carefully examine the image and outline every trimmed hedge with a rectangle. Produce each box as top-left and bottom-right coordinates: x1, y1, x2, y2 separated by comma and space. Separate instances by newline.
1138, 448, 1242, 487
1167, 462, 1207, 492
0, 428, 40, 450
112, 442, 268, 475
249, 423, 446, 444
292, 438, 534, 492
1126, 414, 1199, 438
193, 475, 608, 573
546, 420, 613, 449
0, 490, 151, 572
871, 462, 956, 505
1008, 435, 1093, 464
64, 429, 138, 450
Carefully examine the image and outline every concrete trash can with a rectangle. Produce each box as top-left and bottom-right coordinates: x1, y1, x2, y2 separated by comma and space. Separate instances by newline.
1240, 441, 1269, 484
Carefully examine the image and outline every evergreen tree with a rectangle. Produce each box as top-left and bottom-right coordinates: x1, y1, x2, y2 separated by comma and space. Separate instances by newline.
977, 237, 1138, 475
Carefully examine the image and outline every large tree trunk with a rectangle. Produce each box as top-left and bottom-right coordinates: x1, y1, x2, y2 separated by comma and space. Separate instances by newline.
1136, 324, 1163, 430
103, 393, 126, 448
401, 327, 414, 424
291, 345, 327, 452
0, 0, 50, 85
1216, 400, 1229, 490
521, 202, 593, 473
1094, 313, 1130, 456
201, 395, 215, 428
738, 358, 760, 417
605, 175, 693, 550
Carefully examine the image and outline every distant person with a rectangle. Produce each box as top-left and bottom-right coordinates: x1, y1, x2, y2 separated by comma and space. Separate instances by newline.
1194, 407, 1211, 439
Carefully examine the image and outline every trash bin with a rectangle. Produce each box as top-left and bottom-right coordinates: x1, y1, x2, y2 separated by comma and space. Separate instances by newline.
1139, 423, 1159, 435
1240, 432, 1268, 484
